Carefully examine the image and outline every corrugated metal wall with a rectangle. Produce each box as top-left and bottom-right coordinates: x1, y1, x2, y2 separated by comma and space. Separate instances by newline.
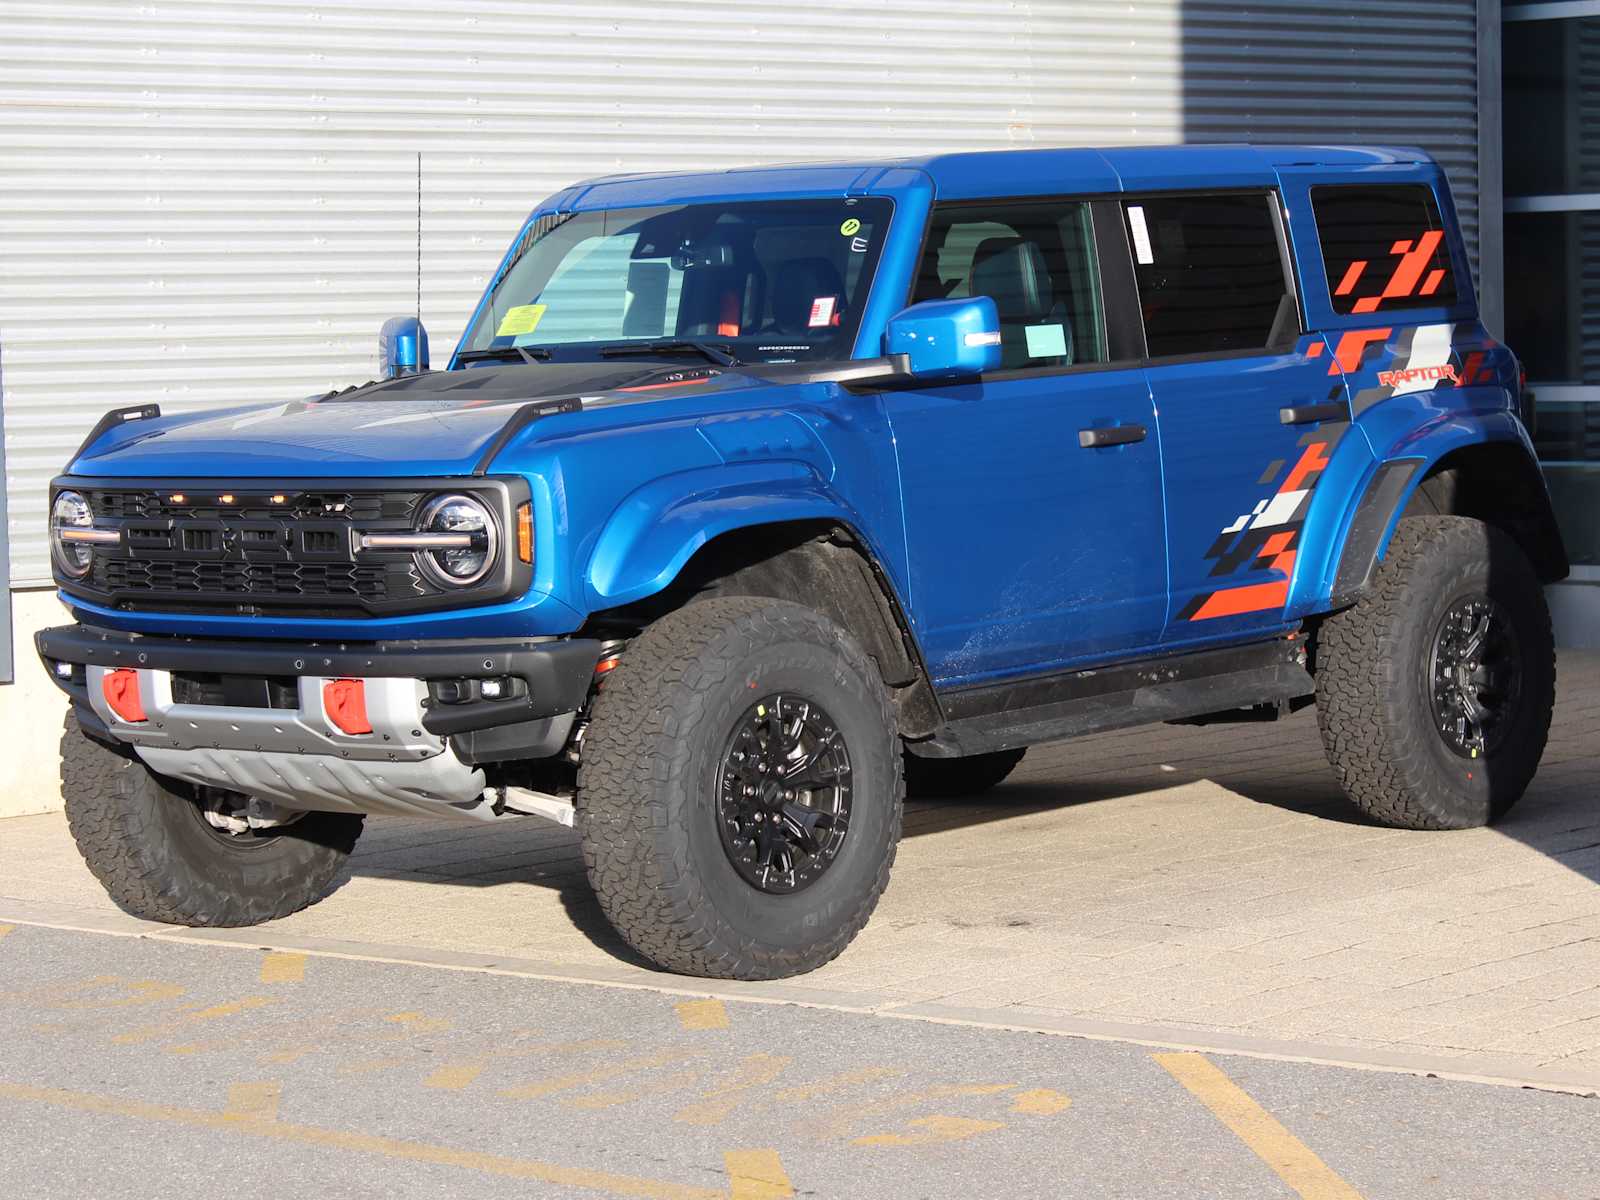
1179, 0, 1482, 264
0, 0, 1479, 585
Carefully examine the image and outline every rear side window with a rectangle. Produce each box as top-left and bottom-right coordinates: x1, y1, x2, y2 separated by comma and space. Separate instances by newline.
1312, 184, 1457, 315
1123, 193, 1295, 358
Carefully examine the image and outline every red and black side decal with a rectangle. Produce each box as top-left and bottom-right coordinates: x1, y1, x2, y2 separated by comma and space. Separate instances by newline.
1177, 428, 1338, 622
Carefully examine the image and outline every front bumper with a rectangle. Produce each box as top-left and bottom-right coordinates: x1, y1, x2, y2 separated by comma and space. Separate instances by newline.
38, 624, 601, 819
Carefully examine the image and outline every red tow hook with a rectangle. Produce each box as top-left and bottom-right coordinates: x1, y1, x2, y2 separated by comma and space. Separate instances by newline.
323, 678, 373, 735
102, 668, 147, 723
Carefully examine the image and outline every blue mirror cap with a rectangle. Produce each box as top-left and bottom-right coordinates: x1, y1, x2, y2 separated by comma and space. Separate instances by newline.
885, 297, 1001, 379
378, 316, 430, 378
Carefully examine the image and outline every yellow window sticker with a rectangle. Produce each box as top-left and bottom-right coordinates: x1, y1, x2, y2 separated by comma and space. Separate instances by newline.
496, 304, 547, 337
839, 217, 862, 237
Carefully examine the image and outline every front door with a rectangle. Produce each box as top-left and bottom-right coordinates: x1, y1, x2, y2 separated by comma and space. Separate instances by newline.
885, 198, 1168, 687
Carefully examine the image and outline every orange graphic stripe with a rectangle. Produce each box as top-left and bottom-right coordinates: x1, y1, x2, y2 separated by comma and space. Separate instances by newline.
1259, 531, 1294, 559
1280, 441, 1331, 493
1333, 261, 1367, 296
1189, 580, 1289, 621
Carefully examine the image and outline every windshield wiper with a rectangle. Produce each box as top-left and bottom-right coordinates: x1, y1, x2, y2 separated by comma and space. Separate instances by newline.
599, 340, 739, 367
457, 346, 551, 365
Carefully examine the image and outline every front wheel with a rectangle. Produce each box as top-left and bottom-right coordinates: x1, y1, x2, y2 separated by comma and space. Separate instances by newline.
1315, 516, 1555, 830
61, 711, 364, 926
577, 597, 902, 979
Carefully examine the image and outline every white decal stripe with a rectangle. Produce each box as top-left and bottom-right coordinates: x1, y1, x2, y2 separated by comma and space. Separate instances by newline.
1389, 323, 1452, 396
1250, 488, 1308, 529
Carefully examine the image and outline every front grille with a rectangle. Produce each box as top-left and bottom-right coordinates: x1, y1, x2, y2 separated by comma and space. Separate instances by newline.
56, 478, 528, 618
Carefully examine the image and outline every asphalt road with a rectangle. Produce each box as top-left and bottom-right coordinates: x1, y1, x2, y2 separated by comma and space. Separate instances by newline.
0, 921, 1595, 1200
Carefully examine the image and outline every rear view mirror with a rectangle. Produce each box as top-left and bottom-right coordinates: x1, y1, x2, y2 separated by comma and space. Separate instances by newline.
378, 316, 430, 379
885, 298, 1001, 379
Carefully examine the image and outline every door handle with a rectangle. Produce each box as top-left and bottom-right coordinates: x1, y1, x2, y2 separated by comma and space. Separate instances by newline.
1078, 424, 1147, 449
1279, 402, 1347, 425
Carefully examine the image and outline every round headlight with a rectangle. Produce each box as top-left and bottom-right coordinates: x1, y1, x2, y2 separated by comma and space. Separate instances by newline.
415, 493, 497, 587
51, 490, 94, 579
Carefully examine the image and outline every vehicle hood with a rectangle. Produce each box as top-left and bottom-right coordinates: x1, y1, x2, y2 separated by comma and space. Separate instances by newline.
68, 362, 758, 478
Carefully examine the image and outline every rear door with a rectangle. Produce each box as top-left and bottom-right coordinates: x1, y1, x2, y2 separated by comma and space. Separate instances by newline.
884, 197, 1168, 686
1124, 191, 1351, 645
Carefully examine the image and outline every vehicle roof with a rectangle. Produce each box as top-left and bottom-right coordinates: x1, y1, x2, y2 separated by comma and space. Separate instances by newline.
555, 144, 1434, 209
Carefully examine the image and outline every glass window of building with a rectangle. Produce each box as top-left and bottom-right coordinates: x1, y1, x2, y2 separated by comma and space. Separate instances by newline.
1503, 10, 1600, 570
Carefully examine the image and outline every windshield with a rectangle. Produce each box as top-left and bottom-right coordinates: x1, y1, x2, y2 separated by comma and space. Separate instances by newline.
459, 198, 893, 365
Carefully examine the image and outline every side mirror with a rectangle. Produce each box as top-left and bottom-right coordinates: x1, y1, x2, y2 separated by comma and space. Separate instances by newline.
378, 316, 430, 379
885, 298, 1001, 379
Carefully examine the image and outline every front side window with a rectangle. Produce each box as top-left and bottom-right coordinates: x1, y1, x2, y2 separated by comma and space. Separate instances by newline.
1124, 193, 1294, 358
1311, 184, 1457, 316
912, 200, 1106, 370
461, 198, 892, 363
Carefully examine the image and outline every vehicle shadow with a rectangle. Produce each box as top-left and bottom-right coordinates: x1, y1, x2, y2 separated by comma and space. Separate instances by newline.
343, 648, 1599, 968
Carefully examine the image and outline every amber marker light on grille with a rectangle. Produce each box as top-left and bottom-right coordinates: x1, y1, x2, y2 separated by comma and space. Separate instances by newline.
219, 493, 236, 504
517, 502, 533, 564
168, 493, 186, 503
271, 494, 287, 504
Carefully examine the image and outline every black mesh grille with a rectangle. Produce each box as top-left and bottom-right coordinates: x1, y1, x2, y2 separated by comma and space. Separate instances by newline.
71, 483, 462, 616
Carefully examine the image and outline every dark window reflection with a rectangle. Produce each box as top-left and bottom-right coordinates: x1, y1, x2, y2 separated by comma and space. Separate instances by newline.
1504, 18, 1600, 196
1504, 212, 1600, 385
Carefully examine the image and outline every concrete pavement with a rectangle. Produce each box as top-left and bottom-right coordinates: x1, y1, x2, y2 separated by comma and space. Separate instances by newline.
3, 922, 1598, 1200
2, 651, 1598, 1094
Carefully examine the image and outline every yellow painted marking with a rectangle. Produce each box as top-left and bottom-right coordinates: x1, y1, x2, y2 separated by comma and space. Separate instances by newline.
773, 1066, 906, 1103
383, 1011, 450, 1033
425, 1063, 487, 1091
724, 1149, 793, 1200
674, 1054, 791, 1126
0, 1080, 725, 1200
224, 1082, 281, 1122
49, 976, 185, 1010
1011, 1087, 1072, 1116
567, 1070, 701, 1111
852, 1114, 1005, 1147
805, 1083, 1013, 1141
260, 952, 305, 984
113, 995, 275, 1045
0, 923, 14, 941
500, 1050, 694, 1101
1154, 1053, 1365, 1200
676, 999, 730, 1031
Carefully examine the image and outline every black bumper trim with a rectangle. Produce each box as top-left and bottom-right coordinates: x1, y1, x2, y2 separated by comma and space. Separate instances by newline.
36, 624, 601, 737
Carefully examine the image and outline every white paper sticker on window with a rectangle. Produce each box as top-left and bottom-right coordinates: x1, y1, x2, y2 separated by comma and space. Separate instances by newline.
1127, 205, 1154, 265
807, 296, 837, 328
1024, 323, 1068, 358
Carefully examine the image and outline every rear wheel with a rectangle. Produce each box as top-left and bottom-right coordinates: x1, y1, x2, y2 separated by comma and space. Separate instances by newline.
903, 748, 1027, 798
577, 596, 902, 979
1315, 516, 1554, 830
61, 711, 364, 926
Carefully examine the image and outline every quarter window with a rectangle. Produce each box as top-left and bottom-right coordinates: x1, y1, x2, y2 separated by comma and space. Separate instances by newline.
1124, 193, 1295, 358
1311, 184, 1457, 315
912, 201, 1106, 370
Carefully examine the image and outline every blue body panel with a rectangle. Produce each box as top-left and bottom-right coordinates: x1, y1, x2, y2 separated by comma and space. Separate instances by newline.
60, 141, 1548, 706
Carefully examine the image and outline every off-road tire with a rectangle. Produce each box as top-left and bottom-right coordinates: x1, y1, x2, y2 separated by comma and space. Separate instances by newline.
61, 711, 364, 926
577, 596, 902, 979
903, 748, 1027, 799
1315, 516, 1554, 830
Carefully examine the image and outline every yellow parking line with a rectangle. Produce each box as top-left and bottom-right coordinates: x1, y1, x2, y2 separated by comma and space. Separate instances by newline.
724, 1149, 792, 1200
1011, 1087, 1072, 1116
0, 1080, 726, 1200
0, 923, 14, 942
112, 995, 275, 1045
676, 999, 730, 1031
1154, 1053, 1365, 1200
225, 1082, 282, 1122
424, 1063, 486, 1091
260, 953, 305, 984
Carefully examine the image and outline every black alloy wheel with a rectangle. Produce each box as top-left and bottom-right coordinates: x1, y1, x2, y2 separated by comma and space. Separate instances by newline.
716, 693, 852, 894
1428, 594, 1523, 760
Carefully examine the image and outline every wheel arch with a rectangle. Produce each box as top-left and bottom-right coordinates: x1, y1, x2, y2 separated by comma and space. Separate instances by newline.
582, 516, 942, 739
1326, 427, 1569, 610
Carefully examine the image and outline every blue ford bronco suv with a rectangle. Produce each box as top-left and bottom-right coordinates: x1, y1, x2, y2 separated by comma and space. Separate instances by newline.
38, 145, 1567, 979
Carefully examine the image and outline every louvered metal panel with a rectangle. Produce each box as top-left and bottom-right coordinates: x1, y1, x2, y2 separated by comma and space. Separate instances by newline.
0, 1, 1480, 584
1179, 0, 1482, 265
